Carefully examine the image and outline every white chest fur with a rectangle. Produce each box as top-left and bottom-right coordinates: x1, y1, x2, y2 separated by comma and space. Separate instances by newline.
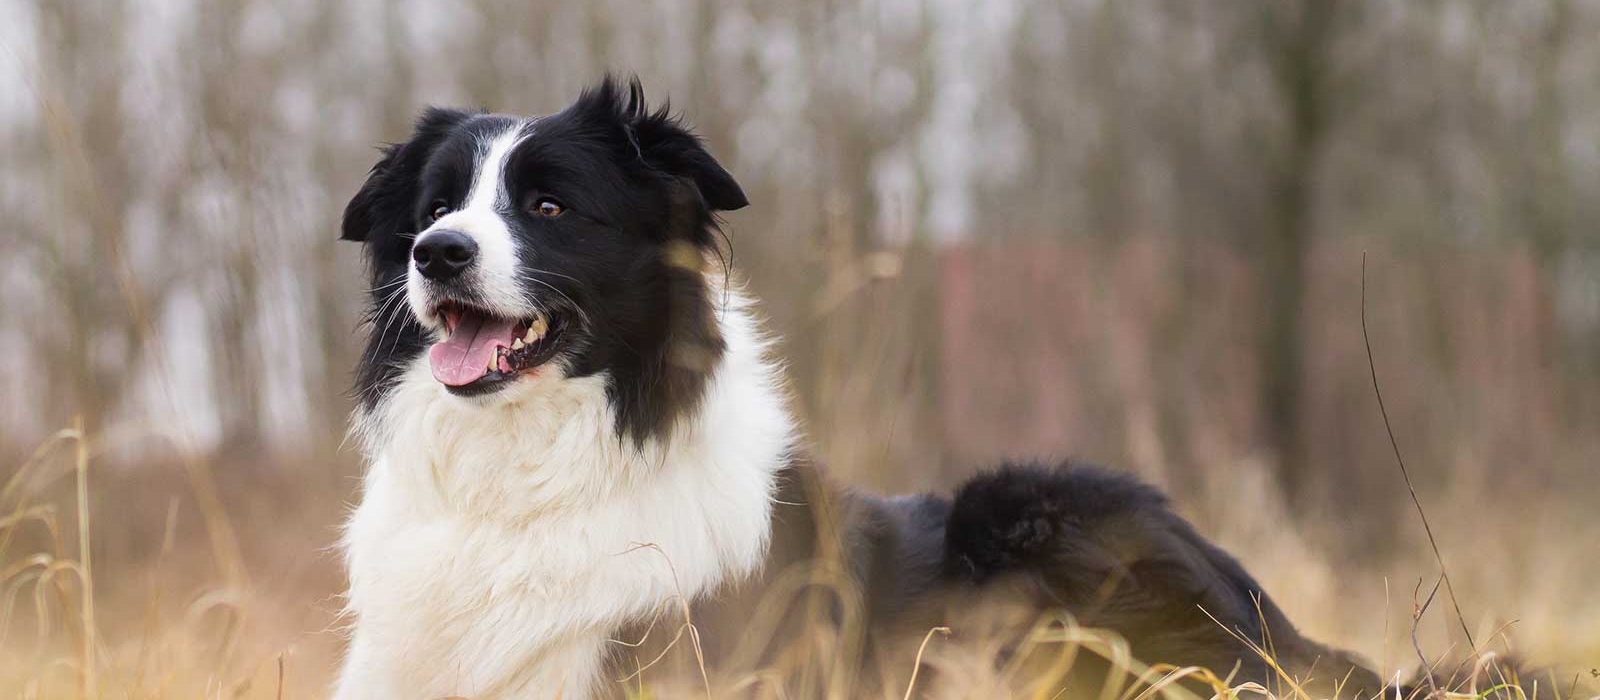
334, 299, 794, 700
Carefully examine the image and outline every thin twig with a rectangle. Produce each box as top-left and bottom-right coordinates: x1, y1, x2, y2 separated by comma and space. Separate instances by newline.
74, 416, 97, 699
1362, 252, 1476, 651
1412, 576, 1443, 698
616, 542, 713, 699
902, 626, 949, 700
1383, 576, 1392, 688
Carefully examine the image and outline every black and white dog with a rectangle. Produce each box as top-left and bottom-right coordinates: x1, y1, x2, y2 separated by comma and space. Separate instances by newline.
333, 77, 1381, 699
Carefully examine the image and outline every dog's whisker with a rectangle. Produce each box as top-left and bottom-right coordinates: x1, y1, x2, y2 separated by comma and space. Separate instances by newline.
362, 284, 407, 327
524, 267, 583, 286
520, 273, 592, 330
380, 292, 415, 353
366, 276, 408, 294
367, 285, 413, 361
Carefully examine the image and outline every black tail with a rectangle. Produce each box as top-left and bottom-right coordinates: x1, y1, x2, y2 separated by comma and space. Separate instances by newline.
942, 461, 1383, 695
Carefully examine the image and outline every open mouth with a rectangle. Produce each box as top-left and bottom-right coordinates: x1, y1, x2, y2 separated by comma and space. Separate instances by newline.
427, 301, 566, 395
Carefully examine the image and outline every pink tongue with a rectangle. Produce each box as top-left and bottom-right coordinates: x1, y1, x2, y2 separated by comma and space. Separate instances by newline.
428, 311, 519, 386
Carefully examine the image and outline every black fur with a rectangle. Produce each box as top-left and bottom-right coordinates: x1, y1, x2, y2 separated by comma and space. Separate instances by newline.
667, 460, 1389, 696
341, 76, 743, 442
943, 463, 1310, 681
344, 107, 476, 409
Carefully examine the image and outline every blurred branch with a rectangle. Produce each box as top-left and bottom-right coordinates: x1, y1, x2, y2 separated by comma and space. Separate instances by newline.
1364, 253, 1475, 651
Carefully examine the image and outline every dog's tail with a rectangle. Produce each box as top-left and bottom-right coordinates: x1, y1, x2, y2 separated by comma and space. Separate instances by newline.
941, 461, 1383, 695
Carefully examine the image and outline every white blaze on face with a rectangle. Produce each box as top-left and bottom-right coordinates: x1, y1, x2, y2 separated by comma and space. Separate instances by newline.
408, 122, 531, 327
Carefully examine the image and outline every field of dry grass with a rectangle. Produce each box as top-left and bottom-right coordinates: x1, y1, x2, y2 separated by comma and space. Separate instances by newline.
4, 232, 1599, 700
4, 426, 1598, 699
5, 242, 1600, 699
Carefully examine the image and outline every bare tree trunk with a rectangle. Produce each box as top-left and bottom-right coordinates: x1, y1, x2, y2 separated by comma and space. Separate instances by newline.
1261, 0, 1338, 501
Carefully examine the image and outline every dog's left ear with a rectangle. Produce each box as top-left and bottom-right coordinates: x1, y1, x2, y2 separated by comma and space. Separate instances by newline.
577, 76, 749, 213
632, 114, 750, 213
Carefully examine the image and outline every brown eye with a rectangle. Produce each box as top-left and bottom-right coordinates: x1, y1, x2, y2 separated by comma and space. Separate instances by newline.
430, 203, 451, 221
534, 198, 564, 218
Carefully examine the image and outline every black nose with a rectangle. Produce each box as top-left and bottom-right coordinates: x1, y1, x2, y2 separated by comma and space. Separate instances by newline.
413, 230, 478, 281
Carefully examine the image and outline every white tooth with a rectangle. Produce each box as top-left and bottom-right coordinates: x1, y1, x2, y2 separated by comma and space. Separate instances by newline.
490, 355, 499, 373
512, 338, 525, 350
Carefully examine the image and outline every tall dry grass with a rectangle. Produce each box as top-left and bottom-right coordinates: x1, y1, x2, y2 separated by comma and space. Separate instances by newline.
2, 406, 1595, 698
0, 426, 348, 699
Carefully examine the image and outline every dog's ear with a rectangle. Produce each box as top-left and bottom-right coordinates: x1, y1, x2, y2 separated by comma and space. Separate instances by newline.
574, 76, 749, 213
639, 121, 750, 213
341, 107, 473, 242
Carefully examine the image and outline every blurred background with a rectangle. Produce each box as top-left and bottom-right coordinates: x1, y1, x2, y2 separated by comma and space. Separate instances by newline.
2, 0, 1597, 696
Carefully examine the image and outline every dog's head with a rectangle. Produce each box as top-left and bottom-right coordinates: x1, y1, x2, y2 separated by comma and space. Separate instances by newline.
342, 76, 747, 443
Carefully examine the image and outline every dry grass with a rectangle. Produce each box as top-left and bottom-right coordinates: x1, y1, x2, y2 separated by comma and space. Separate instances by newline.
2, 422, 1596, 700
0, 428, 349, 699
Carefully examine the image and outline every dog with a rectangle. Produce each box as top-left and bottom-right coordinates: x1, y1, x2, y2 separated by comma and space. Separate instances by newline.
332, 76, 1388, 699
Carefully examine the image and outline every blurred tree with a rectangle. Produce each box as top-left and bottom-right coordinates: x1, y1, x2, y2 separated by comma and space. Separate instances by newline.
29, 0, 148, 438
1, 0, 1596, 526
1257, 0, 1347, 502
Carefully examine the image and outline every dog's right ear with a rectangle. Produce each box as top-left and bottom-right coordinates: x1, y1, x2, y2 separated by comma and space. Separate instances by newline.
341, 107, 473, 242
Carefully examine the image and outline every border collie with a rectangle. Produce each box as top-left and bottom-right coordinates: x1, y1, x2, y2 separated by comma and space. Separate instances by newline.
333, 77, 1385, 699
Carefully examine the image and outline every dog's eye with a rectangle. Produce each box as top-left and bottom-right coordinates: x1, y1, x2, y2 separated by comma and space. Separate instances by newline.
430, 202, 452, 221
532, 198, 564, 218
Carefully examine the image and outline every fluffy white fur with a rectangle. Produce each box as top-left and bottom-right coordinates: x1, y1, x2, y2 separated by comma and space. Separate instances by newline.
409, 124, 535, 325
334, 290, 796, 700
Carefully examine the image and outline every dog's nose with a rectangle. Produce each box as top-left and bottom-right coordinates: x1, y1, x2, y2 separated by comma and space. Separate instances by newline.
413, 230, 478, 281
